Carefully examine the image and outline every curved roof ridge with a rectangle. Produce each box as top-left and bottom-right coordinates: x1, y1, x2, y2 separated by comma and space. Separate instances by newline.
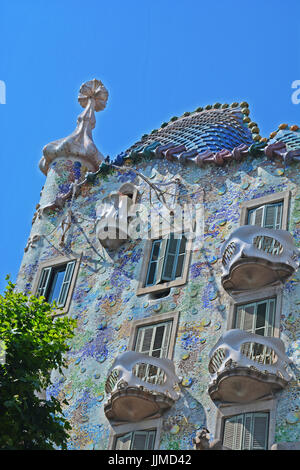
126, 101, 261, 157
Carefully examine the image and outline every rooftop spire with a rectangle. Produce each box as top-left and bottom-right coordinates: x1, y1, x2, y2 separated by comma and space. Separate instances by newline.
39, 79, 109, 175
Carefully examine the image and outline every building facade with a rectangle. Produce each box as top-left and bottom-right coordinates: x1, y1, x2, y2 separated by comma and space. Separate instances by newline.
16, 79, 300, 450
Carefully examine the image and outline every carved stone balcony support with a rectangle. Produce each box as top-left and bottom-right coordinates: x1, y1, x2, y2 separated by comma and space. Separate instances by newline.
104, 351, 180, 423
221, 226, 299, 293
208, 329, 292, 404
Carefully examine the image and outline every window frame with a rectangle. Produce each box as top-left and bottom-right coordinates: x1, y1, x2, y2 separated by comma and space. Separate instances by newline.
214, 398, 277, 450
32, 254, 82, 316
137, 231, 192, 296
234, 297, 277, 337
113, 428, 157, 450
247, 201, 283, 230
239, 190, 291, 230
227, 285, 283, 338
222, 411, 269, 450
128, 311, 179, 361
108, 418, 162, 450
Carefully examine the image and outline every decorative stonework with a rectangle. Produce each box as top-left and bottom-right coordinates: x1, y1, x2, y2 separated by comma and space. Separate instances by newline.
104, 351, 180, 423
105, 350, 180, 400
208, 329, 292, 403
95, 183, 138, 250
39, 79, 108, 175
221, 226, 300, 293
193, 428, 229, 450
16, 82, 300, 449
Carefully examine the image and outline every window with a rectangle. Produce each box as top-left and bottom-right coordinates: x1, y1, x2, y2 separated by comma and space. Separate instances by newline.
235, 298, 276, 337
128, 312, 179, 360
235, 298, 276, 361
223, 412, 269, 450
243, 196, 289, 254
145, 234, 186, 287
35, 257, 80, 313
247, 202, 283, 229
240, 190, 290, 230
37, 261, 75, 307
134, 321, 172, 358
114, 429, 156, 450
137, 232, 191, 295
133, 321, 173, 384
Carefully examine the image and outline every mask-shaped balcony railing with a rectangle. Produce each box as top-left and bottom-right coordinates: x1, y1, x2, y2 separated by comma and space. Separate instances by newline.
208, 329, 292, 404
104, 351, 180, 423
95, 183, 137, 250
221, 226, 299, 293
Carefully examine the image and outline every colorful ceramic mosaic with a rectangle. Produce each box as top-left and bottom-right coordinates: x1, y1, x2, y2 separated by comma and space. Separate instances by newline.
16, 80, 300, 450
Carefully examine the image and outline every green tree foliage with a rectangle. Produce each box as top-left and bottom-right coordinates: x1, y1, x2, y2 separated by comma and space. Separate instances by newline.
0, 279, 76, 449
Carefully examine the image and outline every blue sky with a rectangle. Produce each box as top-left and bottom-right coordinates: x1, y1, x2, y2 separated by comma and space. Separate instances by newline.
0, 0, 300, 292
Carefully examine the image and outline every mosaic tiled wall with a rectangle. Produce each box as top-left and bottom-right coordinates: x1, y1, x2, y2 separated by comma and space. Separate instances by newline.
16, 153, 300, 450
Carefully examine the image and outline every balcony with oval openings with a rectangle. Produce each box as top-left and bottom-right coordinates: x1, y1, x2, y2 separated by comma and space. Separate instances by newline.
208, 329, 292, 404
95, 183, 138, 250
221, 226, 299, 293
104, 351, 180, 423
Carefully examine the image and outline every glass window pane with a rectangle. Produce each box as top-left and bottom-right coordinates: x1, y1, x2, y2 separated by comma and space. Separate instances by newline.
248, 206, 264, 227
131, 432, 148, 450
179, 236, 187, 254
47, 267, 66, 303
167, 236, 179, 254
151, 350, 161, 358
146, 262, 157, 286
264, 204, 277, 228
242, 305, 255, 332
248, 209, 255, 225
37, 267, 52, 297
275, 203, 283, 229
147, 431, 156, 450
252, 414, 269, 450
267, 299, 276, 336
163, 253, 175, 280
265, 203, 283, 229
151, 240, 161, 261
235, 299, 277, 337
153, 325, 165, 350
175, 253, 185, 277
256, 302, 267, 331
140, 328, 154, 353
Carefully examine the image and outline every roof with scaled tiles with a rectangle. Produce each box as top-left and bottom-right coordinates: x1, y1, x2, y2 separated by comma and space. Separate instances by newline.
269, 124, 300, 151
127, 101, 258, 154
111, 101, 266, 167
110, 103, 300, 168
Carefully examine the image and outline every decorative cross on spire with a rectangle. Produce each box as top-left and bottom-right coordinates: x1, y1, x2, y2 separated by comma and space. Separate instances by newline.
78, 78, 108, 112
